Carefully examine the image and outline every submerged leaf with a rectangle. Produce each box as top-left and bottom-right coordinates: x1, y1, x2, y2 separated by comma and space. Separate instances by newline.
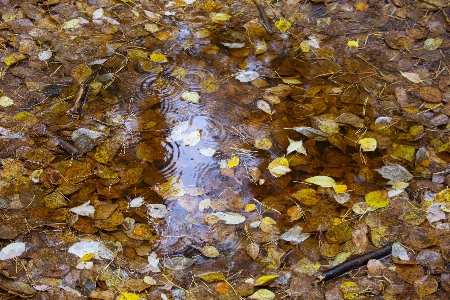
211, 212, 246, 224
280, 226, 310, 244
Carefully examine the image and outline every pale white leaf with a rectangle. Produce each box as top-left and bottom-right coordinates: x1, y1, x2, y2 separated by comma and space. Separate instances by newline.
199, 198, 211, 212
147, 204, 169, 219
333, 192, 351, 204
199, 245, 219, 258
92, 8, 104, 19
0, 242, 26, 260
68, 241, 100, 258
376, 163, 413, 185
257, 100, 272, 114
199, 148, 216, 156
102, 16, 120, 25
38, 50, 52, 61
167, 121, 189, 142
138, 252, 161, 273
269, 165, 291, 177
211, 212, 246, 224
222, 42, 245, 48
181, 91, 200, 104
129, 197, 145, 208
0, 96, 14, 107
72, 128, 104, 140
183, 130, 201, 146
400, 71, 422, 83
280, 226, 310, 244
69, 200, 95, 217
236, 70, 259, 82
427, 203, 447, 224
143, 10, 162, 21
286, 138, 307, 155
392, 242, 410, 261
375, 116, 392, 125
63, 18, 81, 30
308, 36, 320, 48
248, 289, 275, 300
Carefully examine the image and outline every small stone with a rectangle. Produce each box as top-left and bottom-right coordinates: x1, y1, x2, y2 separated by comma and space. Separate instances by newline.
420, 86, 442, 103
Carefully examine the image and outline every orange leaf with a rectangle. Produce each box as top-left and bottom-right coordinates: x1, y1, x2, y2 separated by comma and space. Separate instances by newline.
355, 2, 369, 11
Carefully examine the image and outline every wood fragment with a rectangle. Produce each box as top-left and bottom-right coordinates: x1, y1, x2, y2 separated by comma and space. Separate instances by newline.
253, 0, 273, 34
66, 83, 90, 118
315, 243, 393, 283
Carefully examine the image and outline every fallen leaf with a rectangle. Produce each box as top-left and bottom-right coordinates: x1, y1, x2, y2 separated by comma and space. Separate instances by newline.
129, 197, 145, 208
211, 212, 246, 224
181, 91, 200, 104
199, 148, 216, 156
347, 40, 359, 48
248, 288, 275, 299
210, 12, 231, 22
257, 100, 273, 114
304, 175, 336, 187
0, 242, 26, 260
424, 38, 442, 51
150, 52, 168, 63
183, 130, 201, 146
275, 19, 291, 33
358, 138, 377, 152
280, 226, 310, 244
247, 242, 259, 260
118, 292, 140, 300
69, 201, 95, 218
0, 96, 14, 107
400, 71, 422, 83
365, 190, 390, 209
340, 281, 359, 300
286, 138, 307, 155
254, 274, 279, 286
164, 256, 196, 270
267, 157, 291, 178
227, 156, 240, 168
147, 204, 169, 218
236, 70, 259, 82
376, 163, 413, 185
167, 121, 189, 142
392, 242, 410, 261
68, 241, 100, 259
254, 137, 272, 150
199, 245, 220, 258
138, 252, 161, 273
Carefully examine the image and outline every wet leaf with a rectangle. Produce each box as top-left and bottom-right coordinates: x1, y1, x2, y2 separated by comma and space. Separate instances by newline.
4, 52, 26, 66
358, 138, 377, 152
376, 163, 413, 185
255, 275, 278, 286
304, 176, 336, 188
68, 241, 100, 258
211, 212, 245, 224
70, 201, 95, 218
138, 252, 161, 273
392, 143, 415, 162
236, 70, 259, 82
181, 91, 200, 104
414, 275, 438, 298
199, 148, 216, 156
423, 38, 442, 51
392, 242, 410, 261
291, 188, 319, 206
199, 272, 226, 282
352, 202, 377, 214
365, 190, 390, 209
227, 156, 240, 168
257, 100, 273, 115
150, 53, 168, 63
129, 197, 144, 208
331, 252, 352, 266
267, 157, 291, 178
355, 2, 369, 10
280, 226, 310, 244
70, 64, 92, 84
210, 12, 231, 22
288, 126, 329, 141
0, 96, 14, 107
347, 40, 359, 48
63, 18, 81, 29
275, 19, 291, 33
339, 281, 359, 300
199, 245, 220, 258
117, 292, 140, 300
215, 281, 230, 294
147, 204, 169, 219
400, 71, 423, 83
183, 130, 201, 146
254, 137, 272, 150
0, 242, 26, 260
247, 242, 259, 260
286, 138, 307, 155
164, 256, 196, 270
248, 288, 275, 299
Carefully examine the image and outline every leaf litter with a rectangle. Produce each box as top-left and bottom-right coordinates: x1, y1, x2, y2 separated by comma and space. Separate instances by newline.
0, 0, 450, 299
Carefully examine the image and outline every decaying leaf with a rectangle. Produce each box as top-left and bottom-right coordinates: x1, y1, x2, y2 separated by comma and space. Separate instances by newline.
392, 242, 410, 261
247, 242, 259, 260
400, 71, 422, 83
248, 289, 275, 299
365, 190, 390, 209
138, 252, 161, 273
280, 226, 310, 244
183, 130, 201, 146
257, 100, 273, 115
236, 70, 259, 82
164, 256, 196, 270
376, 163, 413, 185
199, 245, 220, 258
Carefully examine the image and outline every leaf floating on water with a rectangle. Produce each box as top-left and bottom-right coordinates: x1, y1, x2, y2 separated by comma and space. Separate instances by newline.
392, 242, 410, 261
376, 163, 413, 185
164, 256, 196, 270
155, 176, 186, 199
274, 19, 291, 33
199, 198, 211, 212
400, 71, 422, 83
287, 126, 329, 141
199, 148, 216, 156
211, 212, 246, 224
304, 175, 336, 187
181, 91, 200, 104
254, 137, 272, 150
286, 138, 307, 155
235, 70, 259, 82
267, 157, 291, 178
365, 190, 390, 209
257, 100, 273, 115
0, 242, 26, 260
167, 121, 189, 142
0, 96, 14, 107
358, 137, 377, 152
280, 226, 310, 244
69, 200, 95, 217
150, 52, 168, 63
227, 156, 240, 168
183, 130, 201, 146
248, 288, 275, 299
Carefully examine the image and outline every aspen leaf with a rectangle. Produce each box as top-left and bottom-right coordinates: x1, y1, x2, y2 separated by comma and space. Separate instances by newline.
247, 242, 259, 260
376, 163, 413, 185
281, 77, 301, 84
200, 245, 220, 258
358, 137, 377, 151
365, 190, 389, 209
127, 49, 149, 60
129, 197, 144, 208
164, 256, 196, 270
257, 100, 273, 114
400, 71, 422, 83
118, 292, 140, 300
38, 50, 52, 61
150, 53, 168, 63
181, 91, 200, 104
0, 96, 14, 107
286, 138, 307, 155
211, 212, 245, 224
236, 70, 259, 82
248, 289, 275, 299
245, 203, 256, 212
199, 148, 216, 156
392, 242, 409, 260
304, 175, 336, 187
333, 184, 347, 194
254, 274, 278, 286
254, 137, 272, 150
63, 18, 81, 29
340, 281, 359, 299
424, 38, 442, 51
280, 226, 310, 244
4, 53, 26, 66
70, 64, 93, 84
227, 156, 240, 168
347, 40, 359, 48
215, 282, 230, 294
199, 272, 226, 282
300, 40, 311, 52
355, 2, 369, 10
167, 121, 189, 142
352, 202, 376, 214
267, 157, 291, 178
275, 19, 291, 33
69, 200, 95, 217
210, 12, 231, 22
0, 242, 26, 260
183, 130, 201, 146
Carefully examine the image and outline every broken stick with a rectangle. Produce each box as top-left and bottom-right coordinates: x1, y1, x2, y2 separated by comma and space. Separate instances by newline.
253, 0, 273, 34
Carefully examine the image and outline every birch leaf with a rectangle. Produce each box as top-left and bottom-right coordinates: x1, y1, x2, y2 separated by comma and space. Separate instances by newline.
304, 175, 336, 187
236, 70, 259, 82
183, 130, 201, 146
0, 242, 26, 260
286, 138, 307, 155
376, 163, 413, 185
257, 100, 272, 114
129, 197, 145, 208
400, 71, 422, 83
287, 127, 329, 141
211, 212, 245, 224
167, 121, 189, 142
280, 226, 310, 244
267, 157, 291, 178
69, 201, 95, 217
358, 138, 377, 152
392, 242, 409, 260
199, 148, 216, 156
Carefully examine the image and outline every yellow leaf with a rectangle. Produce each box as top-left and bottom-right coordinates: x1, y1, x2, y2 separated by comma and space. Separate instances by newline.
347, 40, 359, 48
4, 52, 26, 66
392, 143, 415, 162
210, 12, 231, 22
81, 253, 94, 261
304, 176, 336, 188
333, 184, 347, 194
200, 79, 219, 93
358, 137, 377, 151
150, 53, 168, 63
245, 203, 256, 212
94, 149, 110, 164
0, 96, 14, 107
118, 292, 140, 300
281, 77, 302, 84
70, 64, 93, 84
127, 49, 149, 60
355, 2, 369, 11
275, 19, 291, 33
63, 18, 81, 29
261, 216, 276, 225
435, 189, 450, 202
300, 40, 310, 52
227, 156, 240, 168
365, 190, 390, 209
254, 137, 272, 150
267, 157, 291, 178
340, 281, 359, 300
199, 272, 226, 282
392, 182, 409, 190
254, 274, 279, 286
291, 188, 319, 206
